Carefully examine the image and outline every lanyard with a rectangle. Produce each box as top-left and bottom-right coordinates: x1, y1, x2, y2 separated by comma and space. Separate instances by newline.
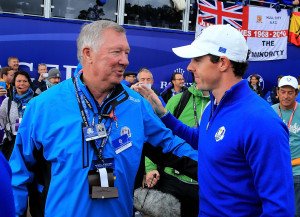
192, 95, 199, 127
73, 75, 114, 162
278, 103, 298, 129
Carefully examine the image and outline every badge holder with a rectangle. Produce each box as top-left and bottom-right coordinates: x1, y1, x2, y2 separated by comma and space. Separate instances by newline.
83, 123, 107, 142
88, 159, 118, 199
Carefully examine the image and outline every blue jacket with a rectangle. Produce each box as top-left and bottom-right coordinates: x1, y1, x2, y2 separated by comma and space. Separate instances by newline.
9, 75, 197, 217
162, 79, 294, 217
0, 152, 15, 217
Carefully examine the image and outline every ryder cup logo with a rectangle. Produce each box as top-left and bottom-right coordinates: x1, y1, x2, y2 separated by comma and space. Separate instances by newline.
174, 68, 185, 75
215, 126, 226, 142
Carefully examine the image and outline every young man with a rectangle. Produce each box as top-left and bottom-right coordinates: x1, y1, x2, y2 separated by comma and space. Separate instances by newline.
9, 20, 196, 217
134, 24, 294, 216
272, 75, 300, 217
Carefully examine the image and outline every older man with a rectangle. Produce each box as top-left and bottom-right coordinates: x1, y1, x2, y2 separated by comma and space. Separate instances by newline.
9, 20, 196, 217
7, 56, 19, 72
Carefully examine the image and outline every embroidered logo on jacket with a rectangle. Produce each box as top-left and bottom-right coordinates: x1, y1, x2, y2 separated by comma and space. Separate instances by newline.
121, 126, 131, 137
215, 126, 226, 142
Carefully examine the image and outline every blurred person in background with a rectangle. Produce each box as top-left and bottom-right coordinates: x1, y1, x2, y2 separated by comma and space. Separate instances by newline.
0, 71, 35, 160
33, 63, 48, 95
0, 67, 15, 98
160, 71, 187, 103
7, 56, 19, 73
248, 74, 263, 96
121, 71, 137, 87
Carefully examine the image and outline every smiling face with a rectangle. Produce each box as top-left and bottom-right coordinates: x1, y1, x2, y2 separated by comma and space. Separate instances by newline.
83, 28, 130, 88
172, 73, 185, 90
15, 74, 30, 95
8, 58, 19, 71
277, 86, 298, 110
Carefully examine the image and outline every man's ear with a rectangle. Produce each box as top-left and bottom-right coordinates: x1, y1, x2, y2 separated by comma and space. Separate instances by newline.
218, 56, 231, 72
82, 47, 92, 64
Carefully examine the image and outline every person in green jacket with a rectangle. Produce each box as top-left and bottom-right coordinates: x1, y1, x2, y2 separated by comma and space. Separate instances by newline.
145, 83, 209, 217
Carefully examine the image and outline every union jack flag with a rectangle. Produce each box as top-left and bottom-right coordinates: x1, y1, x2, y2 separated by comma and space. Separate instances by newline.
197, 0, 249, 30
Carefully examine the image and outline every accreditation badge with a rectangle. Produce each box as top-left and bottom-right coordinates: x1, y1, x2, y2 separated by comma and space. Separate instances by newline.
95, 123, 107, 138
88, 159, 118, 199
83, 125, 103, 141
111, 134, 132, 154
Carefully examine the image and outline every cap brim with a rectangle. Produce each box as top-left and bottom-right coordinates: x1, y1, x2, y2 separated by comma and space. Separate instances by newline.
172, 44, 209, 59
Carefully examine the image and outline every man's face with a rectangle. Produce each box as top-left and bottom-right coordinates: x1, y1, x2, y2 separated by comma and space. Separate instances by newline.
187, 55, 221, 91
125, 74, 136, 84
48, 77, 61, 85
172, 74, 185, 89
138, 71, 153, 85
4, 70, 15, 84
8, 58, 19, 71
277, 86, 298, 110
38, 65, 47, 75
87, 28, 130, 86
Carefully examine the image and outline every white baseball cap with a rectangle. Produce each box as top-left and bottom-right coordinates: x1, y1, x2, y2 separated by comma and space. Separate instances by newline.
172, 24, 249, 62
278, 76, 298, 89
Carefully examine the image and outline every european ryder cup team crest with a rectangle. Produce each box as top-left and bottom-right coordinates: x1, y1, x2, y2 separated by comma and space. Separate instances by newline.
121, 126, 131, 137
215, 126, 226, 142
87, 127, 94, 135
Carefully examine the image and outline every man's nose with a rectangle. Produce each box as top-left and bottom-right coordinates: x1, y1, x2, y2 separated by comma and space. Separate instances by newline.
119, 52, 129, 66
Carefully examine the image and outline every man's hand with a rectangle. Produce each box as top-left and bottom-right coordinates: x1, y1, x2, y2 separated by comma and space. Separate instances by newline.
0, 86, 7, 96
145, 170, 160, 188
132, 84, 167, 117
38, 74, 44, 82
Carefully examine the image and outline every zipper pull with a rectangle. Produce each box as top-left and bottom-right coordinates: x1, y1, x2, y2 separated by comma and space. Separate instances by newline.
109, 110, 118, 128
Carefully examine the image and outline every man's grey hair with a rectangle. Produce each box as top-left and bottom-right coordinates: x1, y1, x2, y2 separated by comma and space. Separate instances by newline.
38, 63, 47, 68
137, 68, 153, 81
77, 20, 126, 64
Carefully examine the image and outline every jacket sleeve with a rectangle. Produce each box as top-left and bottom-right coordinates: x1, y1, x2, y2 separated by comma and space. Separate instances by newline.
9, 100, 37, 216
141, 98, 198, 161
161, 112, 199, 149
143, 143, 198, 180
